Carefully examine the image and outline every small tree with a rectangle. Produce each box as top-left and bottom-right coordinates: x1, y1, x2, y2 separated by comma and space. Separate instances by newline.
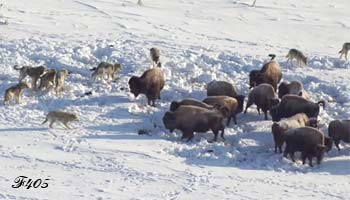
252, 0, 256, 7
137, 0, 143, 6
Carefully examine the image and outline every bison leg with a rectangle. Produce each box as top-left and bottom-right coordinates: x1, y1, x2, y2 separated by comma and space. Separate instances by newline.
263, 109, 268, 120
290, 151, 296, 162
212, 130, 218, 142
301, 152, 307, 165
278, 144, 283, 154
283, 146, 289, 158
220, 128, 225, 141
316, 155, 322, 165
186, 132, 194, 142
232, 115, 237, 125
226, 117, 231, 126
308, 155, 313, 167
244, 100, 253, 114
257, 107, 261, 115
274, 144, 277, 153
334, 139, 341, 151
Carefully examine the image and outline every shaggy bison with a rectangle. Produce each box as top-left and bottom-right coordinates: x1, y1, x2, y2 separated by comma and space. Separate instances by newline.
270, 95, 325, 122
203, 96, 240, 125
249, 54, 282, 91
163, 105, 228, 142
271, 113, 318, 153
244, 83, 279, 120
328, 119, 350, 151
129, 67, 165, 106
284, 127, 327, 167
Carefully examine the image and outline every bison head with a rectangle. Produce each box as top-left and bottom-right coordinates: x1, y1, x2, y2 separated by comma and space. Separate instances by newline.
163, 111, 176, 133
307, 118, 319, 128
213, 104, 230, 118
234, 95, 246, 114
270, 106, 281, 122
170, 101, 180, 112
324, 137, 333, 152
268, 98, 280, 110
249, 70, 260, 89
128, 76, 141, 97
278, 82, 289, 99
315, 144, 327, 165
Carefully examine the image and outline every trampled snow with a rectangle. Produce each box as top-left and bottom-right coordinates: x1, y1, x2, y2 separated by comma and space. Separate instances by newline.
0, 0, 349, 199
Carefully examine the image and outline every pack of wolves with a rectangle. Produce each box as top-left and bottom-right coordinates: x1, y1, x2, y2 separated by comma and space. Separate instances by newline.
2, 44, 350, 167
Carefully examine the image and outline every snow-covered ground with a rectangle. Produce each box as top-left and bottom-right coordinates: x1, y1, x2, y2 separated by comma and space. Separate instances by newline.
0, 0, 350, 199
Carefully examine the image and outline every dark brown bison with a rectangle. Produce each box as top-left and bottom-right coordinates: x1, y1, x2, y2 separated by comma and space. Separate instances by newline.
249, 54, 282, 91
278, 81, 304, 99
244, 83, 279, 120
163, 105, 228, 142
284, 127, 327, 167
270, 94, 325, 122
129, 67, 165, 106
203, 96, 239, 125
170, 98, 214, 112
271, 113, 318, 153
206, 80, 237, 97
328, 119, 350, 151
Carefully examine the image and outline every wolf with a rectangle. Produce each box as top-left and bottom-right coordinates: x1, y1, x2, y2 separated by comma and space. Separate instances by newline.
91, 62, 122, 81
339, 42, 350, 60
286, 49, 307, 67
3, 82, 29, 105
42, 110, 79, 129
13, 65, 48, 89
38, 69, 56, 91
55, 69, 69, 95
150, 47, 161, 67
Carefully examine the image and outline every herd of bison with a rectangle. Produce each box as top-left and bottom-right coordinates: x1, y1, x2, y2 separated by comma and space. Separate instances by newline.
4, 47, 349, 167
128, 48, 350, 167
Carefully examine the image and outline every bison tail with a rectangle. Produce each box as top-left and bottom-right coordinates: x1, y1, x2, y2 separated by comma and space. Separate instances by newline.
268, 54, 276, 60
317, 100, 326, 108
90, 67, 97, 71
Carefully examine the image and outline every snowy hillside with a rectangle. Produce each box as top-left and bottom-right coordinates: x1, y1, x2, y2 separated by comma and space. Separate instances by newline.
0, 0, 350, 199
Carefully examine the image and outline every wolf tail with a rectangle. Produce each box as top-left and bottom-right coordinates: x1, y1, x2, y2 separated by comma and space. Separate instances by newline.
42, 117, 48, 125
90, 67, 97, 71
13, 65, 22, 70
